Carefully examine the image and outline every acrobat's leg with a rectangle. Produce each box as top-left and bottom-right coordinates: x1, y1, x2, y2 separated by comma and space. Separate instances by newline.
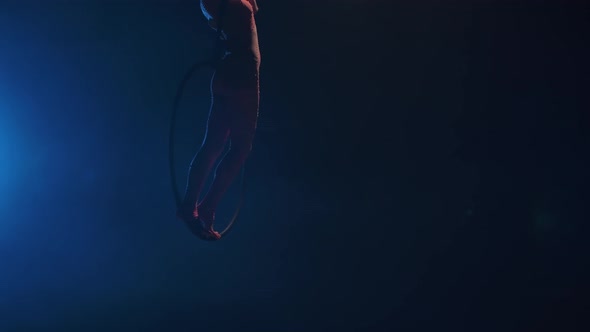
198, 0, 260, 230
178, 74, 231, 220
198, 91, 258, 224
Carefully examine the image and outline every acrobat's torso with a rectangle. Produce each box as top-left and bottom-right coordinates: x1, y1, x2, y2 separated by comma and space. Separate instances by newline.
200, 0, 258, 22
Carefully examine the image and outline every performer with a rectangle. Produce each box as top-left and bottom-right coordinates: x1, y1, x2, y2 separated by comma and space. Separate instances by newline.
177, 0, 261, 240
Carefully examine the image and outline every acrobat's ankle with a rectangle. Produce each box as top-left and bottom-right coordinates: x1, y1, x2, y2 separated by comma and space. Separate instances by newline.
176, 203, 198, 221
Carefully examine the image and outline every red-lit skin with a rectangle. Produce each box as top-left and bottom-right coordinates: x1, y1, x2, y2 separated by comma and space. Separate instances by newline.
177, 0, 260, 240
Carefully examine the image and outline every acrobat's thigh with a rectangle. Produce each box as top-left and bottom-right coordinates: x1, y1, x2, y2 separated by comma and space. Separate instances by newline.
207, 73, 259, 144
228, 91, 258, 145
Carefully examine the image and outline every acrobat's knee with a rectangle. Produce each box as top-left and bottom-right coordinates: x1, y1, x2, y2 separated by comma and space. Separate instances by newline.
196, 131, 228, 161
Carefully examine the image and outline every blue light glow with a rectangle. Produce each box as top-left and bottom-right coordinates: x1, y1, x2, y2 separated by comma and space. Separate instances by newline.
0, 102, 23, 202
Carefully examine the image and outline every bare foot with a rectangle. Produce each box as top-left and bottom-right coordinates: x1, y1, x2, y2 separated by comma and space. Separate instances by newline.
197, 203, 219, 237
177, 206, 220, 241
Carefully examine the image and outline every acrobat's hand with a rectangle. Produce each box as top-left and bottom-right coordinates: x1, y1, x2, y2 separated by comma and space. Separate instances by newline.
207, 19, 228, 40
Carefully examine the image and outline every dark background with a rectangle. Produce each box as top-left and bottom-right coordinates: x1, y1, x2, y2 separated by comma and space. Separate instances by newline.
1, 0, 588, 331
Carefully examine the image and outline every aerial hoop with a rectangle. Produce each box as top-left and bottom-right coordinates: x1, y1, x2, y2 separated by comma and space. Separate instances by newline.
168, 0, 246, 241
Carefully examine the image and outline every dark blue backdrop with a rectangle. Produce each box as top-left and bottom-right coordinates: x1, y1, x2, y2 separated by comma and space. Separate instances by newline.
1, 1, 588, 331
